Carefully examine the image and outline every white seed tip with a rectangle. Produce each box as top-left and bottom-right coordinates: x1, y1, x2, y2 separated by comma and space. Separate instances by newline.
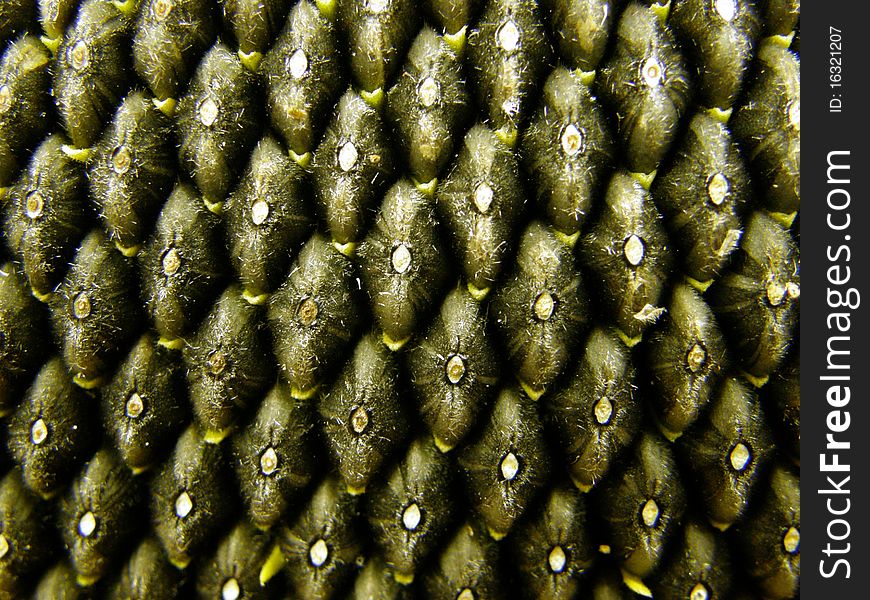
0, 85, 11, 113
260, 447, 279, 475
729, 442, 751, 471
25, 192, 44, 219
126, 392, 144, 418
391, 243, 412, 274
534, 291, 555, 321
351, 407, 369, 434
642, 57, 663, 87
402, 503, 422, 531
641, 498, 660, 528
766, 281, 787, 306
222, 577, 240, 600
686, 343, 707, 373
288, 48, 309, 80
175, 491, 193, 519
0, 533, 8, 559
783, 526, 800, 554
707, 172, 729, 206
162, 247, 181, 276
500, 452, 520, 481
786, 282, 800, 299
548, 545, 567, 573
445, 354, 466, 385
70, 40, 89, 71
198, 97, 219, 127
207, 350, 227, 376
31, 418, 48, 445
594, 397, 613, 425
560, 124, 585, 156
338, 142, 358, 172
154, 0, 174, 20
365, 0, 388, 13
112, 145, 132, 174
418, 76, 440, 108
251, 199, 270, 225
715, 0, 737, 21
78, 511, 97, 538
497, 19, 521, 52
690, 582, 709, 600
624, 234, 645, 266
73, 292, 92, 319
298, 297, 319, 326
473, 182, 494, 213
309, 539, 329, 567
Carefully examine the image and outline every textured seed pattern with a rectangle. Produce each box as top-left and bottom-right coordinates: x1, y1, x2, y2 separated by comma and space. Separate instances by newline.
0, 1, 798, 597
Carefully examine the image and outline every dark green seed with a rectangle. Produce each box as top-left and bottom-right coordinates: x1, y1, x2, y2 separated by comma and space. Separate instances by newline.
267, 232, 363, 399
319, 332, 407, 495
541, 0, 617, 72
366, 437, 454, 582
426, 0, 481, 35
467, 0, 553, 143
177, 42, 261, 205
184, 285, 274, 436
423, 522, 502, 598
406, 285, 499, 452
522, 66, 615, 237
4, 134, 89, 298
196, 520, 275, 599
0, 262, 50, 415
337, 0, 419, 94
459, 386, 549, 539
0, 35, 52, 188
758, 0, 800, 37
109, 536, 184, 600
352, 554, 414, 600
678, 376, 775, 528
60, 448, 144, 585
386, 26, 469, 184
357, 179, 449, 347
0, 469, 55, 596
435, 123, 525, 293
101, 333, 187, 471
511, 482, 595, 599
221, 0, 291, 58
232, 381, 316, 530
596, 430, 687, 580
596, 2, 691, 174
224, 134, 313, 298
311, 88, 395, 247
280, 475, 361, 600
54, 0, 134, 149
650, 520, 733, 600
141, 182, 227, 341
52, 229, 141, 384
39, 0, 79, 42
262, 0, 345, 157
89, 90, 176, 251
492, 221, 589, 398
7, 357, 97, 498
707, 211, 799, 380
151, 424, 235, 568
732, 42, 800, 215
644, 283, 727, 439
133, 0, 219, 101
651, 112, 750, 282
670, 0, 761, 109
580, 171, 673, 342
733, 463, 800, 599
34, 560, 94, 600
545, 327, 639, 491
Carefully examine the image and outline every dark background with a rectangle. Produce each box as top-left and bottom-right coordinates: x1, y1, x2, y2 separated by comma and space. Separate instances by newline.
802, 1, 870, 595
